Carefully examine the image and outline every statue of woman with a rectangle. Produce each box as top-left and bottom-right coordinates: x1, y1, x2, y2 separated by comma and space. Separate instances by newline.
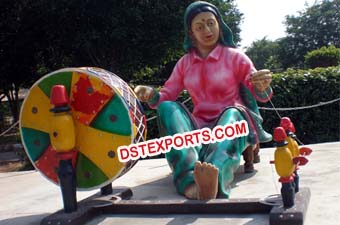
134, 1, 273, 200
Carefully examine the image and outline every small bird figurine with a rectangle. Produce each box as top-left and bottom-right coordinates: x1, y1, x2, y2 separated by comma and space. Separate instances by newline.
50, 85, 76, 153
50, 85, 78, 213
280, 117, 312, 192
271, 127, 295, 208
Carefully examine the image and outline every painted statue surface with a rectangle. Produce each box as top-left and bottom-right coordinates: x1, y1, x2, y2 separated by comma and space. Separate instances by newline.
135, 1, 273, 200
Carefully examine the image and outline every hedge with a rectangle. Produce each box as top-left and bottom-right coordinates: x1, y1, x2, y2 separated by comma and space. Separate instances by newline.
304, 45, 340, 69
259, 66, 340, 146
143, 66, 340, 146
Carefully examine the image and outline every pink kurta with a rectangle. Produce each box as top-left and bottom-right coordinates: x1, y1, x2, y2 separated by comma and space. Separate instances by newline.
150, 44, 272, 128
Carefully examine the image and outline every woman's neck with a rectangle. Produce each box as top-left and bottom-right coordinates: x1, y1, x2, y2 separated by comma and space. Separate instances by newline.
196, 43, 218, 58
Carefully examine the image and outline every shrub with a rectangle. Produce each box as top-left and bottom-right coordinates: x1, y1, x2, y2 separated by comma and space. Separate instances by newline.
304, 46, 340, 69
259, 66, 340, 146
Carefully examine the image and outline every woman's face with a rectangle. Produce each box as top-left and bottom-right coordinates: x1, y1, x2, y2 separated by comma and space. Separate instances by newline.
191, 12, 220, 51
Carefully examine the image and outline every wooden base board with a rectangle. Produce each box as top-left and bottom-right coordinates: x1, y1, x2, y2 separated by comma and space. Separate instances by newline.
41, 187, 310, 225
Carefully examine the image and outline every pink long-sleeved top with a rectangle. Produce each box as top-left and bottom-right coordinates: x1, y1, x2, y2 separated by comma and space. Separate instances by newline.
150, 44, 272, 128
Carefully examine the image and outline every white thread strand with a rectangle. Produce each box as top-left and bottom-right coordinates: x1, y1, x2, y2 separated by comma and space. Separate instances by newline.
259, 97, 340, 111
0, 121, 19, 137
145, 97, 340, 122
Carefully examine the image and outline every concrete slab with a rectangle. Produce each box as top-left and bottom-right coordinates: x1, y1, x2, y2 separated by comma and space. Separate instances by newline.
0, 142, 339, 225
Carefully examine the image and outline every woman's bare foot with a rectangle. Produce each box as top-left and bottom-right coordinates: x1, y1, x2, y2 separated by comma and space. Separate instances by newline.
194, 161, 219, 200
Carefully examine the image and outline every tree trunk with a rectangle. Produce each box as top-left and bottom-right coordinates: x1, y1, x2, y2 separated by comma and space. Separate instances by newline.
5, 84, 20, 123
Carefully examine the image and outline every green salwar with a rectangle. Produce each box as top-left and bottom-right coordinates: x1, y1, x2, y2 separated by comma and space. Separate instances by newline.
157, 101, 251, 198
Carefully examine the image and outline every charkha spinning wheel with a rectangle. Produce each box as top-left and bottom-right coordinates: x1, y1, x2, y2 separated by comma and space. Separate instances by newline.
19, 67, 147, 190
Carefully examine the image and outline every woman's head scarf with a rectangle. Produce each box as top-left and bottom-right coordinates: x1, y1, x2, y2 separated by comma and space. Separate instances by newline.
183, 1, 236, 52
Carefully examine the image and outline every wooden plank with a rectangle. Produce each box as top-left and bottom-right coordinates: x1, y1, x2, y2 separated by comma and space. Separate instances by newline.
102, 198, 272, 214
269, 187, 311, 225
40, 187, 311, 225
40, 187, 132, 225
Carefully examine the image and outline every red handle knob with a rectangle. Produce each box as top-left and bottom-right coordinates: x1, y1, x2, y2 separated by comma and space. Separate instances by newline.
273, 127, 287, 142
280, 117, 295, 133
50, 85, 69, 107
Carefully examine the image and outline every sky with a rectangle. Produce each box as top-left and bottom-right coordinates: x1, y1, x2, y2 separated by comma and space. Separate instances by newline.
235, 0, 318, 48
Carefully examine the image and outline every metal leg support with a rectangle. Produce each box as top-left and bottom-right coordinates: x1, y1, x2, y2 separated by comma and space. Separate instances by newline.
58, 159, 77, 213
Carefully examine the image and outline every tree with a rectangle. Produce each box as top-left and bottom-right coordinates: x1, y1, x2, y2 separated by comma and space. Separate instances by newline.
0, 0, 243, 121
245, 37, 282, 70
0, 0, 39, 122
278, 0, 340, 69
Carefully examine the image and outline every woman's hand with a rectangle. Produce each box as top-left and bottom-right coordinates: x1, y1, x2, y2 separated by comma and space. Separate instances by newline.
251, 69, 272, 92
134, 85, 156, 102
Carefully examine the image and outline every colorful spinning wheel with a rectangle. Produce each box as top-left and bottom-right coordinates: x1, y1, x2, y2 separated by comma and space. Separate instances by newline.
20, 67, 147, 190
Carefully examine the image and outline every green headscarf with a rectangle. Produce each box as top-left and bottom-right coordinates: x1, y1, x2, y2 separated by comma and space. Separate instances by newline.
183, 1, 236, 52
